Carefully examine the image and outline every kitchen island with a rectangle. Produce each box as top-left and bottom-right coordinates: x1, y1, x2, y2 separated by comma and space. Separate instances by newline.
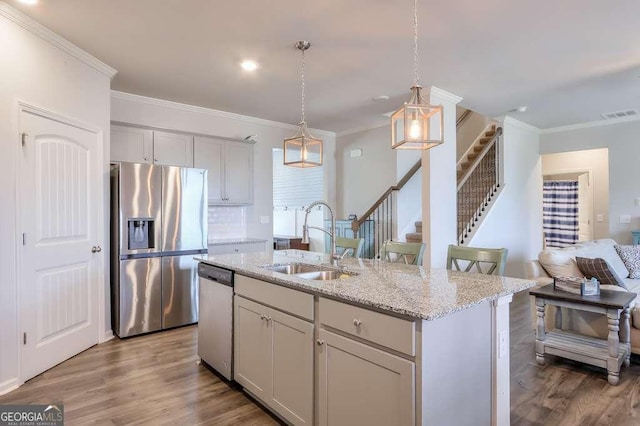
196, 249, 535, 426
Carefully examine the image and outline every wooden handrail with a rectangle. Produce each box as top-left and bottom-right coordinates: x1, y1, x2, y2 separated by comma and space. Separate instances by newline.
456, 127, 503, 191
456, 109, 472, 127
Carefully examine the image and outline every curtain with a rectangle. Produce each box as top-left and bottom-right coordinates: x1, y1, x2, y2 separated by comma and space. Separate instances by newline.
543, 180, 579, 248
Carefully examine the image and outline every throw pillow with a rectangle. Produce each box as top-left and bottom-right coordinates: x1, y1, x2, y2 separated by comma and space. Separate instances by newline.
615, 245, 640, 279
575, 257, 628, 290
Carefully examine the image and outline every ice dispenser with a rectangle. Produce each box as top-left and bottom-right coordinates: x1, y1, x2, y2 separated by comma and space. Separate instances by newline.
128, 218, 155, 250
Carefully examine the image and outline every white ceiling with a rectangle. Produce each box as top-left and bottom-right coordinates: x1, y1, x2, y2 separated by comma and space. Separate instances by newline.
7, 0, 640, 132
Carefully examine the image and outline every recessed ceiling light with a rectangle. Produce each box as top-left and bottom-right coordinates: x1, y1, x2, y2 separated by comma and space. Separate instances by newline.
240, 60, 258, 72
373, 95, 390, 101
18, 0, 38, 4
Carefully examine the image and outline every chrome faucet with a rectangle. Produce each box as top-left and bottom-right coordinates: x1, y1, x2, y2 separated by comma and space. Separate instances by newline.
301, 200, 339, 266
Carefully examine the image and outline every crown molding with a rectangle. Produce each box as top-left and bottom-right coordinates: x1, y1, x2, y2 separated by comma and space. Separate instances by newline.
0, 2, 117, 79
539, 114, 640, 134
336, 121, 389, 138
502, 116, 541, 134
427, 86, 463, 105
111, 91, 335, 138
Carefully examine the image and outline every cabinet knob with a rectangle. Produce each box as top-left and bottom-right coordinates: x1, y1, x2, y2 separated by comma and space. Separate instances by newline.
234, 248, 239, 252
96, 246, 102, 253
91, 246, 97, 253
316, 339, 325, 346
260, 314, 266, 320
353, 319, 362, 327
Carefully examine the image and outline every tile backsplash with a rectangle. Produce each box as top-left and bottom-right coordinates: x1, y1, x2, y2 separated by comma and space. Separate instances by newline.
208, 205, 246, 241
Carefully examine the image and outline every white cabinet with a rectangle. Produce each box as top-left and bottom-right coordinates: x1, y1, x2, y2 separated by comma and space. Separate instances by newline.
234, 295, 314, 425
194, 136, 253, 205
110, 125, 194, 167
317, 297, 415, 426
111, 125, 153, 163
152, 131, 194, 167
317, 329, 415, 426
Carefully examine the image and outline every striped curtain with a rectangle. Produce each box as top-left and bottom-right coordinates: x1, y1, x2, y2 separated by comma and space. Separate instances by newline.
543, 181, 579, 248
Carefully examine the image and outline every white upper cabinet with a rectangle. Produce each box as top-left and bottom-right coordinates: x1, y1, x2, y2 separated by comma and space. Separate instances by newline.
110, 125, 194, 167
111, 125, 153, 163
194, 135, 253, 205
152, 131, 194, 167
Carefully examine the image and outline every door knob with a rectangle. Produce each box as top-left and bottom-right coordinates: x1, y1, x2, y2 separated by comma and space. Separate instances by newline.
96, 246, 102, 253
91, 246, 97, 253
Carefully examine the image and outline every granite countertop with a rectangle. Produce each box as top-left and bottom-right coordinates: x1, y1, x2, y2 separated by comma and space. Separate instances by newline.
195, 249, 535, 321
208, 238, 267, 246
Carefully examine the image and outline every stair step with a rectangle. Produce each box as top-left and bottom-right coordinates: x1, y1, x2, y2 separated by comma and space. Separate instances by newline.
479, 137, 491, 144
415, 221, 422, 233
405, 232, 422, 243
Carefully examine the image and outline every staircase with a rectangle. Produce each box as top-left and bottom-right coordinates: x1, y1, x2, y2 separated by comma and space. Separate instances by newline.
352, 111, 503, 256
456, 125, 503, 244
405, 221, 422, 243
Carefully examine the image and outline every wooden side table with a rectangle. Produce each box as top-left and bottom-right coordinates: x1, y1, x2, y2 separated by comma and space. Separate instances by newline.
529, 284, 636, 385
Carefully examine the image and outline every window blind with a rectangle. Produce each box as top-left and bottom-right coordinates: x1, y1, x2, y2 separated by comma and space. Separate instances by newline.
272, 149, 324, 208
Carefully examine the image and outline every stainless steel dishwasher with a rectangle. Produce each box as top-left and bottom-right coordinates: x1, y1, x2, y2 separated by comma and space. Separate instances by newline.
197, 262, 234, 381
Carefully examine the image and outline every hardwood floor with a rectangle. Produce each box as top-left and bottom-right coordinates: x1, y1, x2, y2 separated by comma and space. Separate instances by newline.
2, 293, 640, 425
0, 326, 279, 425
510, 291, 640, 426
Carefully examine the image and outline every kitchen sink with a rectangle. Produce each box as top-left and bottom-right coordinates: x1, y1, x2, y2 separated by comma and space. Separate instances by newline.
295, 270, 349, 280
260, 263, 357, 280
261, 263, 324, 274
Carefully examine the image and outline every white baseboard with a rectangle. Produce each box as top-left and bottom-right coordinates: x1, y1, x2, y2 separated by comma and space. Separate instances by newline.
0, 378, 21, 396
100, 329, 114, 343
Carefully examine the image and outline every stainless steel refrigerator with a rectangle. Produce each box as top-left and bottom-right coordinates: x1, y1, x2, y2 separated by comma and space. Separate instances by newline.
110, 162, 208, 338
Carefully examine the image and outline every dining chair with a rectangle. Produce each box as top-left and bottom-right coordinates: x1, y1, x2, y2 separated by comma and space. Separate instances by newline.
446, 244, 508, 276
379, 241, 426, 266
335, 237, 365, 258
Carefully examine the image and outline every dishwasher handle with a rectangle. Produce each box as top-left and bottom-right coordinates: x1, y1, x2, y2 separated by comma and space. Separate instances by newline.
198, 263, 234, 286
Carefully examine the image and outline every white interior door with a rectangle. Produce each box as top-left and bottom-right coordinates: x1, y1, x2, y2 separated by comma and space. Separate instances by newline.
19, 109, 101, 381
577, 172, 593, 241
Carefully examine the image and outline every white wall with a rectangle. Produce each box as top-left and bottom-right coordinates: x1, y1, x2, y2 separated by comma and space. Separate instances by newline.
542, 148, 609, 239
335, 126, 396, 219
540, 120, 640, 244
469, 117, 543, 277
110, 92, 336, 245
0, 3, 113, 393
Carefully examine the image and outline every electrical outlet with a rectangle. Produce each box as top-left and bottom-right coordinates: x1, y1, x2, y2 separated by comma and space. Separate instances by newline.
620, 215, 632, 224
596, 214, 604, 222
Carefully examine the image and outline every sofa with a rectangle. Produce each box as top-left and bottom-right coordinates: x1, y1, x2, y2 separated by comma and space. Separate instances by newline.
525, 239, 640, 354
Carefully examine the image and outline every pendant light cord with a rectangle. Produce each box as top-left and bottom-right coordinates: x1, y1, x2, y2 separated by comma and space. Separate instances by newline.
301, 48, 306, 124
413, 0, 419, 87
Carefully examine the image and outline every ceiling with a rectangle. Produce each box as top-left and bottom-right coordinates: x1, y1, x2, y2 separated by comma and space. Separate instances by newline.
7, 0, 640, 132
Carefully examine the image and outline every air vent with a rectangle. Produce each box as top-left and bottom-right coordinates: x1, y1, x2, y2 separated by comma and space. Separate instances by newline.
601, 109, 638, 120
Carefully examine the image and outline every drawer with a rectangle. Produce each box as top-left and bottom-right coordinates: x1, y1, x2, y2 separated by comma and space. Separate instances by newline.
208, 242, 265, 255
319, 298, 415, 356
235, 274, 314, 321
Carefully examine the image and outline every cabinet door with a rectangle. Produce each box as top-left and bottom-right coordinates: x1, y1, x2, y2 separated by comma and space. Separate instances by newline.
153, 131, 194, 167
224, 142, 253, 204
110, 125, 153, 163
194, 136, 224, 204
317, 329, 415, 426
270, 309, 314, 425
234, 296, 271, 401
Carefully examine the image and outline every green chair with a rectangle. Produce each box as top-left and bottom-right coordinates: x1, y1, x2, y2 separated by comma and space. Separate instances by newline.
379, 241, 426, 266
446, 244, 508, 276
335, 237, 365, 259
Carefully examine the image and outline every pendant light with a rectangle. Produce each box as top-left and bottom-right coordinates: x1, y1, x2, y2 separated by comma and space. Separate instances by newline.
284, 41, 323, 167
391, 0, 443, 150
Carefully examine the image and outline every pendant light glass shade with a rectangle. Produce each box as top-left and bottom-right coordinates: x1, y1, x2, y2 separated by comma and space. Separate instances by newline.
283, 121, 323, 167
391, 85, 443, 150
391, 0, 444, 150
284, 41, 323, 167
